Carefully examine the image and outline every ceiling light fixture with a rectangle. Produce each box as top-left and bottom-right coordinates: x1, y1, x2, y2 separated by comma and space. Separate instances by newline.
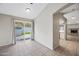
71, 16, 76, 20
25, 8, 31, 12
30, 3, 33, 4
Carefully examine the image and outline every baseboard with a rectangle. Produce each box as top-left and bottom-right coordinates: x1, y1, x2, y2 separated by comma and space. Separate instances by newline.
34, 40, 53, 50
0, 44, 14, 50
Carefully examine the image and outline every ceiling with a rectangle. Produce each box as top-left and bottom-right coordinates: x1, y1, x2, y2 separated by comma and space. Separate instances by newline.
64, 10, 79, 24
62, 4, 79, 24
60, 4, 79, 14
0, 3, 48, 20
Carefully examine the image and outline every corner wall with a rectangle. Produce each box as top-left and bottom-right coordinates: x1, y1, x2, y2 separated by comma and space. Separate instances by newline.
35, 3, 67, 50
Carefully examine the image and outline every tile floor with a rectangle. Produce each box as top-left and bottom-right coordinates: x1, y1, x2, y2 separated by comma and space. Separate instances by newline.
0, 40, 57, 56
56, 39, 79, 56
0, 39, 79, 56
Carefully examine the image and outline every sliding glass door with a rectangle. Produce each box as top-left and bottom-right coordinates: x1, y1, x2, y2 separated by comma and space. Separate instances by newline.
14, 20, 33, 41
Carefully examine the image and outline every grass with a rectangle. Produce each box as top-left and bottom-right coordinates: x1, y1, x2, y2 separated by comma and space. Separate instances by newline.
21, 32, 32, 35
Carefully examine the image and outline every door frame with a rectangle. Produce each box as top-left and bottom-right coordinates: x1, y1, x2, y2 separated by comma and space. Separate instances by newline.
53, 3, 74, 49
12, 18, 34, 44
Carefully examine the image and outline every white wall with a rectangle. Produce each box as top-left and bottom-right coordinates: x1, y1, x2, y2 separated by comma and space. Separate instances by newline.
67, 24, 79, 29
35, 3, 67, 50
0, 14, 13, 46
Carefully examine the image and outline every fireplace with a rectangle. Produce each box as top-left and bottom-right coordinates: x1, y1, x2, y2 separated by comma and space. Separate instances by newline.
71, 29, 78, 33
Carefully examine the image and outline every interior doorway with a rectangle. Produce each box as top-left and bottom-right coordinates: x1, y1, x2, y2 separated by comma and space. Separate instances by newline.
53, 3, 79, 56
14, 19, 34, 43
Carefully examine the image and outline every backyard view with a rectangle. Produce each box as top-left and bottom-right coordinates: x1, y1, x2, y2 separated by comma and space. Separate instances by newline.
15, 20, 32, 41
